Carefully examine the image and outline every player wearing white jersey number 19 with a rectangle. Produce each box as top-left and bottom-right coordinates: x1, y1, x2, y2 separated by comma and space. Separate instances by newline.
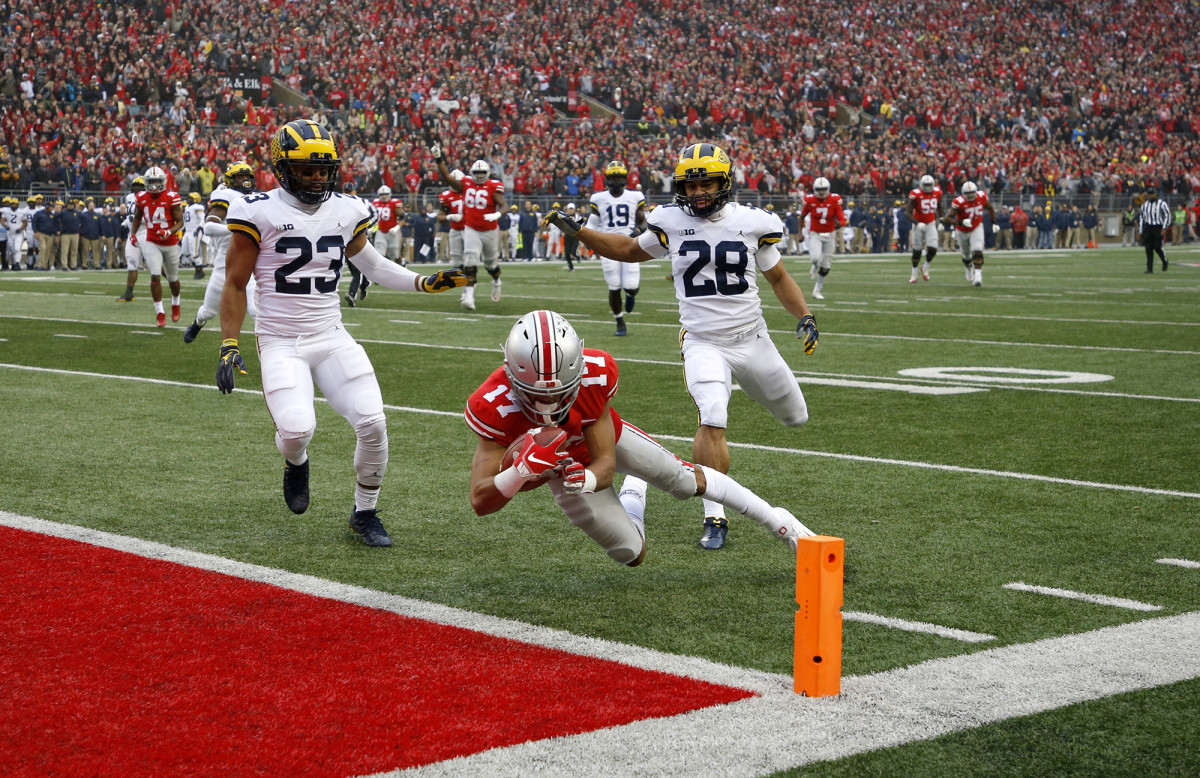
541, 142, 820, 551
587, 161, 646, 336
216, 120, 469, 548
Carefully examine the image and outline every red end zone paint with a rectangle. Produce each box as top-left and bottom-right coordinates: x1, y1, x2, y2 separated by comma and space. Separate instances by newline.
0, 527, 753, 777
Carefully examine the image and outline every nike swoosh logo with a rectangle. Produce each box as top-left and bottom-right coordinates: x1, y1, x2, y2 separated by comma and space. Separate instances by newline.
526, 454, 555, 468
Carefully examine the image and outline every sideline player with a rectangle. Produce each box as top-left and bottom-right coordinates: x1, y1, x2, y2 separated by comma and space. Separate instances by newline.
372, 185, 403, 264
587, 161, 646, 336
906, 174, 942, 282
466, 310, 814, 565
182, 192, 207, 279
115, 177, 146, 301
183, 162, 258, 343
541, 142, 819, 550
215, 119, 467, 547
432, 141, 506, 310
129, 166, 185, 327
801, 176, 845, 300
942, 181, 996, 287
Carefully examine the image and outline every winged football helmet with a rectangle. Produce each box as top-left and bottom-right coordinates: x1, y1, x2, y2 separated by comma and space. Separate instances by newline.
673, 143, 733, 217
224, 161, 257, 194
605, 160, 629, 192
270, 120, 341, 204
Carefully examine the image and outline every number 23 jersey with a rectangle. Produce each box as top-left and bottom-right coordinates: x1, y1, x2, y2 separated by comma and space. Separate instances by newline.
227, 190, 372, 337
638, 202, 783, 335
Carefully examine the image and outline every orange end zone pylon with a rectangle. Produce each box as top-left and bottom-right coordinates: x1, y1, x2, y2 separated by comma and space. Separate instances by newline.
794, 535, 844, 696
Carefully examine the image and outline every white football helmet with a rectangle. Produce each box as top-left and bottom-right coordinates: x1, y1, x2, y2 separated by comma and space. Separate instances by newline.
144, 166, 167, 193
813, 177, 830, 199
503, 310, 584, 426
470, 159, 490, 183
377, 185, 391, 199
962, 181, 978, 201
919, 174, 935, 193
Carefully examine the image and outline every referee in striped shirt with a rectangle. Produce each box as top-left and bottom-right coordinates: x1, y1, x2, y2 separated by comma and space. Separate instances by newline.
1138, 187, 1171, 273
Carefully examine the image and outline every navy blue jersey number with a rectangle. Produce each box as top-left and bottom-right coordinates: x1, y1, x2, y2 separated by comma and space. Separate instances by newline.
274, 235, 346, 294
680, 239, 750, 297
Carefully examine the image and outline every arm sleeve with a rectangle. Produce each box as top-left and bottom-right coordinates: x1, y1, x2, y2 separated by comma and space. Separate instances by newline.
203, 219, 231, 237
349, 239, 424, 291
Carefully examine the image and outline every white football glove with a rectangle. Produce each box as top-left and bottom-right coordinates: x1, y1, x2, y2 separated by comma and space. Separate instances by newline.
962, 218, 972, 229
430, 141, 443, 161
448, 213, 463, 222
992, 223, 1000, 233
484, 211, 502, 222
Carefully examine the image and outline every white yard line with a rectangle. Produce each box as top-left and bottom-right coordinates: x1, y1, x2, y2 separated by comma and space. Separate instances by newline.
1156, 558, 1200, 569
4, 512, 1197, 778
1003, 582, 1163, 612
843, 611, 996, 643
3, 363, 1197, 500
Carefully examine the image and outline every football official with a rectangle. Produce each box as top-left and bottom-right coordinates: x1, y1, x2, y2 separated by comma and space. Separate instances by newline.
1138, 187, 1171, 273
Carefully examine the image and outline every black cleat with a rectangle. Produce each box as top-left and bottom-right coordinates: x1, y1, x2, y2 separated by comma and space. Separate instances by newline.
358, 280, 370, 300
183, 319, 204, 344
283, 459, 310, 515
614, 319, 627, 337
349, 506, 393, 547
344, 293, 356, 307
193, 268, 206, 280
699, 517, 728, 550
116, 293, 134, 302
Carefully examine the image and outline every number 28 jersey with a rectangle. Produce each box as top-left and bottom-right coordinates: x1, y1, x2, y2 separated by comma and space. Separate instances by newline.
227, 190, 371, 338
638, 203, 783, 335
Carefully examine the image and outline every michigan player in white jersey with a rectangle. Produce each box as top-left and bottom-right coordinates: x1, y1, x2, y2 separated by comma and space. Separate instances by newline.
115, 177, 147, 301
587, 161, 646, 335
543, 143, 819, 551
2, 197, 24, 269
182, 192, 207, 278
183, 163, 258, 343
216, 120, 467, 548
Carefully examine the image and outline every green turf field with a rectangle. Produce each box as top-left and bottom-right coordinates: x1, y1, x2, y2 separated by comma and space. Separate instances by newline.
1, 244, 1197, 774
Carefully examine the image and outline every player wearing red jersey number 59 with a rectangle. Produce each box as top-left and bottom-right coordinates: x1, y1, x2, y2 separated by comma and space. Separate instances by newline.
906, 174, 943, 283
217, 120, 467, 548
942, 181, 996, 287
431, 140, 507, 311
466, 311, 815, 566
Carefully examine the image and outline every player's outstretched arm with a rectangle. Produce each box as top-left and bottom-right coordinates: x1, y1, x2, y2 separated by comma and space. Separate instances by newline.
346, 232, 467, 292
542, 210, 653, 263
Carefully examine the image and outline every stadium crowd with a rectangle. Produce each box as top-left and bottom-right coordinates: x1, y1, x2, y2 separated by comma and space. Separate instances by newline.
2, 0, 1199, 207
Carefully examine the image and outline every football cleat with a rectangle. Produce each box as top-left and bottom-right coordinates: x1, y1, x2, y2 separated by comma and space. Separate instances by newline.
909, 268, 919, 284
811, 288, 825, 300
461, 286, 476, 310
349, 506, 393, 547
614, 318, 627, 337
922, 266, 931, 281
193, 268, 206, 280
774, 507, 815, 553
973, 269, 983, 287
491, 279, 502, 303
171, 304, 181, 322
699, 517, 728, 550
156, 312, 166, 328
344, 292, 356, 307
283, 459, 310, 515
183, 319, 204, 343
116, 293, 134, 302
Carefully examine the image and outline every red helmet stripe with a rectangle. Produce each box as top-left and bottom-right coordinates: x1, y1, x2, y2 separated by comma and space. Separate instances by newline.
536, 310, 554, 382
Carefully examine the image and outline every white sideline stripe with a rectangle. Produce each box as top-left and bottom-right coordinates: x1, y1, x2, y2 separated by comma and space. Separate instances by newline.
0, 513, 784, 696
813, 307, 1200, 327
842, 611, 996, 643
386, 613, 1200, 777
1157, 558, 1200, 569
6, 513, 1198, 777
1003, 582, 1163, 612
3, 362, 1198, 500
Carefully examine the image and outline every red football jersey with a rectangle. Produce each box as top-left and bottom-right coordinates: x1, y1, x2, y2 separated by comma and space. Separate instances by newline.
373, 198, 402, 232
907, 187, 943, 224
438, 188, 464, 231
949, 192, 990, 232
464, 348, 624, 466
801, 192, 846, 233
135, 190, 182, 245
461, 177, 505, 231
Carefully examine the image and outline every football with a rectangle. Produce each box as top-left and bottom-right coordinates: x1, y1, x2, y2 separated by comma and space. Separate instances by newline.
500, 426, 566, 492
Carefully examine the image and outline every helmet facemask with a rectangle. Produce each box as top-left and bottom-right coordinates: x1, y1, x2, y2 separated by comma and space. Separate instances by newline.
502, 310, 584, 426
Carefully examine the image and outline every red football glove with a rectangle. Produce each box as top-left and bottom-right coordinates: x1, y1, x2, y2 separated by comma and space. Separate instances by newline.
514, 427, 568, 479
561, 460, 596, 495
